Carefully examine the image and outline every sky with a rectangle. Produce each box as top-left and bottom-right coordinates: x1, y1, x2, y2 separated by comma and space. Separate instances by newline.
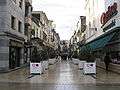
32, 0, 85, 40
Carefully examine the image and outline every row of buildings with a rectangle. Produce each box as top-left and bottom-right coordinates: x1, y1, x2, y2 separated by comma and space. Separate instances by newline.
70, 0, 120, 72
0, 0, 60, 71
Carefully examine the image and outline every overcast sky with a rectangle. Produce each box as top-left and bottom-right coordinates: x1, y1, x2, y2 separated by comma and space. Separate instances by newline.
32, 0, 85, 40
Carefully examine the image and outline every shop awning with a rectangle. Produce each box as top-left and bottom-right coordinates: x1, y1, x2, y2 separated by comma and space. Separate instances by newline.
80, 32, 116, 53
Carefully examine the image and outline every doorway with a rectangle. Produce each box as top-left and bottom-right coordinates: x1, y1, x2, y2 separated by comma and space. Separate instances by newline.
9, 47, 21, 69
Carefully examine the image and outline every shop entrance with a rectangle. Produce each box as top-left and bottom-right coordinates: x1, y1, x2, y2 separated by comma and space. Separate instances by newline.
9, 47, 21, 69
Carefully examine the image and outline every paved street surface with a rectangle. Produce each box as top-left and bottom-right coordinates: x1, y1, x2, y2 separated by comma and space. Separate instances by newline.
0, 60, 120, 90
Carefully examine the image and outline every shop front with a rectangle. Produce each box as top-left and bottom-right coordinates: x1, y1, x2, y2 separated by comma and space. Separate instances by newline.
79, 1, 120, 73
80, 26, 120, 62
9, 40, 23, 69
98, 1, 120, 72
80, 27, 119, 53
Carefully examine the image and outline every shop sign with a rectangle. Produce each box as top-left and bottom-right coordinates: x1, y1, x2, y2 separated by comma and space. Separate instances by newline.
100, 3, 118, 26
103, 19, 116, 32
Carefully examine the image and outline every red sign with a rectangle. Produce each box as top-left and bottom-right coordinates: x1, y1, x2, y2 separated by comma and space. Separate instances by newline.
100, 3, 118, 26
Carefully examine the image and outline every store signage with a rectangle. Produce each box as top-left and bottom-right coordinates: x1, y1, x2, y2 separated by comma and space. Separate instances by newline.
103, 19, 116, 32
100, 3, 118, 26
30, 63, 42, 74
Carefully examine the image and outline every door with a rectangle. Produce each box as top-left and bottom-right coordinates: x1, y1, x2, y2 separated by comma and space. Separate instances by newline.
9, 47, 21, 69
9, 47, 16, 69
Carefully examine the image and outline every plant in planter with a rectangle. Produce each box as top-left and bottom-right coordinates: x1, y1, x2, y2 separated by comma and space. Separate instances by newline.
72, 51, 79, 65
40, 48, 49, 70
78, 52, 96, 70
40, 49, 49, 61
48, 48, 57, 65
72, 51, 79, 59
30, 47, 43, 74
49, 50, 56, 59
31, 47, 40, 62
85, 53, 95, 62
79, 52, 96, 74
79, 52, 95, 62
78, 52, 86, 69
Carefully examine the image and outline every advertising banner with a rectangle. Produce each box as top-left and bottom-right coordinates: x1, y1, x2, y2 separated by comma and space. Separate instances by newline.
83, 62, 96, 74
30, 62, 42, 74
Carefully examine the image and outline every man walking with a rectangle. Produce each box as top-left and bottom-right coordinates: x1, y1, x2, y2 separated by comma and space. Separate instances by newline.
104, 53, 111, 71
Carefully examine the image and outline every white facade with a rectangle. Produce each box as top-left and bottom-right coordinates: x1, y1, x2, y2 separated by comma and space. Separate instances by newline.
85, 0, 105, 43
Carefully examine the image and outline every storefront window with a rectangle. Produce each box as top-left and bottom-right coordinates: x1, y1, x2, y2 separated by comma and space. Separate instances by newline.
111, 52, 120, 64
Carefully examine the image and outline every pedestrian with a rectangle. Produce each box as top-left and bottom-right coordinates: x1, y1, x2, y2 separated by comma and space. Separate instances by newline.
104, 53, 111, 71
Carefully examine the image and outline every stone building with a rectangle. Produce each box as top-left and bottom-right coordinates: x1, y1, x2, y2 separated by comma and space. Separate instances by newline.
32, 11, 60, 51
0, 0, 29, 70
24, 0, 32, 63
32, 11, 49, 46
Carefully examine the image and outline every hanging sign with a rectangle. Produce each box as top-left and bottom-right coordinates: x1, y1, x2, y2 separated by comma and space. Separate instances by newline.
100, 3, 118, 26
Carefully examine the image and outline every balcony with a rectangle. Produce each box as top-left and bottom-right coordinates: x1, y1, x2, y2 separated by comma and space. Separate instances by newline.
25, 16, 31, 26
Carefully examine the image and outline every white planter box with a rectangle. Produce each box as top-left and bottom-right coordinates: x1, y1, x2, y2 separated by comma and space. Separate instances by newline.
30, 62, 43, 74
42, 61, 48, 70
73, 59, 79, 65
83, 62, 96, 74
79, 61, 86, 69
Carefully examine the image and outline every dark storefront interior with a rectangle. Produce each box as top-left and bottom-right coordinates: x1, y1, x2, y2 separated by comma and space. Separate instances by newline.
9, 40, 22, 69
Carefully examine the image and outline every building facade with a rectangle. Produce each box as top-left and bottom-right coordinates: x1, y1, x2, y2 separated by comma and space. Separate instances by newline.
100, 0, 120, 62
24, 0, 32, 64
32, 11, 60, 53
32, 11, 49, 46
83, 0, 120, 73
0, 0, 27, 70
85, 0, 105, 43
69, 16, 86, 56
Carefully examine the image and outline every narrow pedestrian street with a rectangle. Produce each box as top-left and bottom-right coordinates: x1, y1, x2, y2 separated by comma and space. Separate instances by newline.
0, 60, 120, 90
1, 0, 120, 90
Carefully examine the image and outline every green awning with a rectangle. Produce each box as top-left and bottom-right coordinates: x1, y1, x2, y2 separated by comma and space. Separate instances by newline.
80, 32, 116, 53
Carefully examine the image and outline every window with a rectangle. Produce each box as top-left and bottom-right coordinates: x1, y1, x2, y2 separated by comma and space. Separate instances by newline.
39, 30, 41, 38
24, 25, 28, 36
11, 16, 16, 30
36, 29, 38, 37
19, 0, 22, 8
18, 21, 22, 33
43, 32, 47, 40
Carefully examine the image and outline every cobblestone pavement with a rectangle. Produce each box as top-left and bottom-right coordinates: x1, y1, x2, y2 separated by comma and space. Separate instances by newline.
0, 60, 120, 90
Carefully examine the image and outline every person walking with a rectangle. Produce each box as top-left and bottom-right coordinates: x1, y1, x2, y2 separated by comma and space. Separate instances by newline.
104, 53, 111, 71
